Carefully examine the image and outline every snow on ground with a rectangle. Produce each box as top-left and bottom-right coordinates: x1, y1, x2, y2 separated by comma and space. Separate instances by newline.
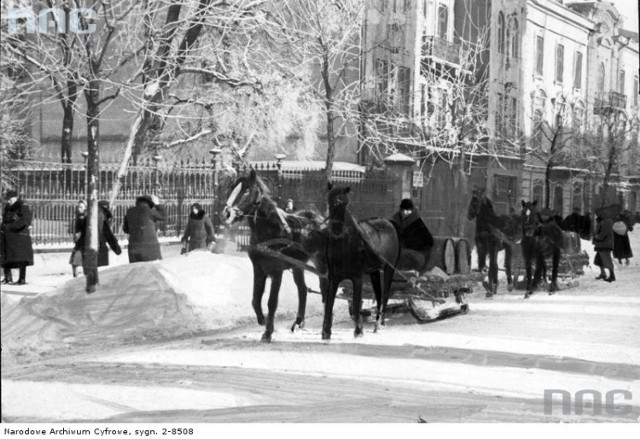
1, 249, 325, 360
1, 229, 640, 422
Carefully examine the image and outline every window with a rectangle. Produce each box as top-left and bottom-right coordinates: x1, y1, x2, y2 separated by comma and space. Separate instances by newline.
619, 70, 625, 94
574, 51, 583, 89
554, 185, 564, 216
573, 101, 585, 135
496, 93, 504, 136
510, 19, 519, 59
423, 0, 427, 20
398, 67, 411, 115
509, 97, 518, 136
533, 182, 544, 205
555, 44, 564, 83
535, 36, 544, 75
498, 12, 505, 54
376, 59, 389, 95
437, 4, 448, 40
634, 77, 639, 106
533, 109, 544, 147
598, 62, 605, 92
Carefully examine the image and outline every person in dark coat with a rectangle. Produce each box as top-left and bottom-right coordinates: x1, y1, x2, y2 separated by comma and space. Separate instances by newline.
73, 201, 122, 268
390, 198, 434, 274
613, 210, 633, 266
1, 190, 34, 285
69, 199, 87, 277
181, 203, 215, 252
123, 195, 166, 263
563, 207, 582, 233
593, 207, 616, 282
284, 199, 294, 213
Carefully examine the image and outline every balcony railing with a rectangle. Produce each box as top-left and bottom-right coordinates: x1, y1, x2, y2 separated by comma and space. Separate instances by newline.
594, 91, 627, 114
421, 36, 460, 66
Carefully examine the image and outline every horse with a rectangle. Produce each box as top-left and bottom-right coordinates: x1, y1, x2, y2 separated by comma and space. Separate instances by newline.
323, 183, 400, 340
520, 200, 564, 299
467, 188, 521, 298
222, 169, 326, 342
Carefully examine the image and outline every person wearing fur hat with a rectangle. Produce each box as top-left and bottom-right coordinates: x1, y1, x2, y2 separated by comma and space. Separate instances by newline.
390, 198, 434, 273
181, 203, 215, 253
1, 190, 34, 285
123, 194, 166, 263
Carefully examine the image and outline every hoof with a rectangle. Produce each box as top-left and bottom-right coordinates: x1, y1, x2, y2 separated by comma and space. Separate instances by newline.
256, 315, 265, 326
290, 321, 304, 332
485, 293, 493, 299
524, 292, 531, 299
321, 331, 331, 340
261, 332, 272, 343
354, 328, 363, 338
507, 283, 514, 292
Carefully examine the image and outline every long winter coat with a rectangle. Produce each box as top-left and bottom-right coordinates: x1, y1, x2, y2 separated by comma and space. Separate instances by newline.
0, 199, 34, 267
390, 210, 434, 252
181, 210, 215, 252
74, 204, 122, 267
123, 201, 166, 263
593, 218, 614, 252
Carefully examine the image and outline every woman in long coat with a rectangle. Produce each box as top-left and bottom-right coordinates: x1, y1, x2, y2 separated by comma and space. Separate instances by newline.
123, 195, 166, 263
181, 203, 215, 252
1, 190, 34, 285
593, 206, 616, 282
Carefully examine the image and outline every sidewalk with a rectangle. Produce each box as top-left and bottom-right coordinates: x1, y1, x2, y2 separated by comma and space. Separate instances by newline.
1, 241, 184, 297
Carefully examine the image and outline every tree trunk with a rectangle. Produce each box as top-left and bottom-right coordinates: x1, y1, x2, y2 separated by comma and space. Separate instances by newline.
545, 158, 552, 211
324, 99, 335, 184
61, 104, 74, 164
83, 77, 100, 292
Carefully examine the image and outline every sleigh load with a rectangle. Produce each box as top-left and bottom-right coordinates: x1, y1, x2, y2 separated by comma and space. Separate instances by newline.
339, 236, 480, 322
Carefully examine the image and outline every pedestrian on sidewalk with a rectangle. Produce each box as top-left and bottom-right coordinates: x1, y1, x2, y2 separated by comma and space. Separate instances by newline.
123, 194, 166, 263
613, 210, 633, 266
593, 205, 617, 283
96, 201, 122, 267
181, 203, 215, 253
69, 199, 86, 277
1, 190, 34, 285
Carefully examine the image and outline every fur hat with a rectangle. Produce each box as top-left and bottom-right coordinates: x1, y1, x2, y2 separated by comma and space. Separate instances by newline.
400, 198, 414, 210
4, 190, 18, 199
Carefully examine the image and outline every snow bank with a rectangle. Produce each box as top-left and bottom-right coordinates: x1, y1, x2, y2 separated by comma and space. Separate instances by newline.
1, 251, 325, 359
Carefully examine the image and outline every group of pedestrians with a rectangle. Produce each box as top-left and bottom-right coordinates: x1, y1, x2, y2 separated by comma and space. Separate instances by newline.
592, 204, 635, 283
1, 190, 217, 287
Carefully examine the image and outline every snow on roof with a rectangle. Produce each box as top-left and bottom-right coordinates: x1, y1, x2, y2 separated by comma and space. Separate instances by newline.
383, 153, 415, 164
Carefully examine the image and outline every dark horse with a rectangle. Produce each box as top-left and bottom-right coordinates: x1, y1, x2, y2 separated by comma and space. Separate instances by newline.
467, 189, 521, 298
520, 200, 564, 299
323, 184, 400, 340
222, 169, 326, 342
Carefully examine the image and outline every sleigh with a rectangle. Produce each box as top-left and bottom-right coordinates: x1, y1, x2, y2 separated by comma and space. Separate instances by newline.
337, 237, 480, 323
511, 231, 590, 291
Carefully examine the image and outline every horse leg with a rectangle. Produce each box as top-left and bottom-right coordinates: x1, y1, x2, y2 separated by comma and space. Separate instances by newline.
524, 251, 533, 299
381, 264, 395, 329
487, 246, 498, 298
352, 276, 364, 338
262, 271, 283, 343
505, 244, 514, 292
322, 276, 340, 340
252, 268, 267, 325
476, 238, 487, 271
291, 268, 307, 332
532, 252, 545, 292
549, 249, 560, 295
370, 270, 382, 332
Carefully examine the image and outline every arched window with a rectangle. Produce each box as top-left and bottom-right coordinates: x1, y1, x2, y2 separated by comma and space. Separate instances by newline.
572, 182, 583, 212
533, 181, 544, 205
554, 185, 564, 215
510, 18, 519, 59
498, 12, 505, 54
573, 100, 585, 135
598, 62, 605, 92
619, 70, 626, 94
437, 4, 448, 40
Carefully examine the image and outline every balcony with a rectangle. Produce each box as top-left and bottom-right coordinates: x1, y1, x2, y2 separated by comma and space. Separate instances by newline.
421, 36, 460, 66
593, 91, 627, 115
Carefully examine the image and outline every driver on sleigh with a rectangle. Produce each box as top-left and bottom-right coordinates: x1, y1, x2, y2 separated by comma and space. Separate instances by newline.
390, 198, 434, 275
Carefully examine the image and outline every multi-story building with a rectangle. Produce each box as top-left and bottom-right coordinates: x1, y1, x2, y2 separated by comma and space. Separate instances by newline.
360, 0, 639, 223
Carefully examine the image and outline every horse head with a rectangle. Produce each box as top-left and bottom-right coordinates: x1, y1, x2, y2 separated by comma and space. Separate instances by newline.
222, 168, 270, 225
327, 183, 351, 237
520, 199, 540, 237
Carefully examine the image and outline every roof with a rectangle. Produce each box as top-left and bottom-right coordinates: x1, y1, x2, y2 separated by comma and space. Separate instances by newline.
619, 29, 639, 43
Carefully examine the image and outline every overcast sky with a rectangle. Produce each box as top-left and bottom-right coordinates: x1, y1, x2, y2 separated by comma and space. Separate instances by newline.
611, 0, 639, 33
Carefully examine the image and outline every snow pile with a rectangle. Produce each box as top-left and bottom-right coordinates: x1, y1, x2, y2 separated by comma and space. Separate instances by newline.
1, 251, 325, 359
